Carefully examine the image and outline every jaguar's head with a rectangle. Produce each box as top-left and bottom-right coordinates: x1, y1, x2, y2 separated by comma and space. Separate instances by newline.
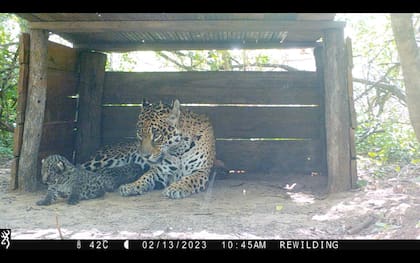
40, 154, 72, 184
136, 99, 183, 163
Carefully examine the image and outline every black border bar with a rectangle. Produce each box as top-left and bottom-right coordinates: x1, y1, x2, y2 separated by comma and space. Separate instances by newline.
2, 240, 420, 250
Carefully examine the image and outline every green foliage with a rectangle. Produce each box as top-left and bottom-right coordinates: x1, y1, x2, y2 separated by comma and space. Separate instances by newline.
336, 14, 420, 166
356, 179, 368, 188
356, 113, 420, 165
255, 54, 269, 65
0, 134, 13, 158
105, 52, 139, 71
0, 14, 23, 160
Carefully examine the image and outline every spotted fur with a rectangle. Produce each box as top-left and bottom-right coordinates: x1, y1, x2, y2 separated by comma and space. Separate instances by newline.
81, 99, 216, 199
36, 154, 143, 205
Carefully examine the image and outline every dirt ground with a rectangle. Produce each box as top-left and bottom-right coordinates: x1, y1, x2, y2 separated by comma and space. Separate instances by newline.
0, 158, 419, 240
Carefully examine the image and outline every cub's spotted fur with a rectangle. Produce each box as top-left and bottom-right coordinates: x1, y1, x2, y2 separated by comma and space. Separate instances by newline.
37, 154, 143, 205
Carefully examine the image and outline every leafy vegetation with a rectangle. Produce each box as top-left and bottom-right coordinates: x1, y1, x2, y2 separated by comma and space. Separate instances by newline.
0, 14, 24, 159
356, 114, 420, 165
338, 14, 420, 165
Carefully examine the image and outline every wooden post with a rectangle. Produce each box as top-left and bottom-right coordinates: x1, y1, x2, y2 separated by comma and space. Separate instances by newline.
314, 46, 328, 176
17, 29, 48, 192
346, 37, 358, 189
323, 28, 351, 193
10, 33, 30, 190
74, 51, 107, 163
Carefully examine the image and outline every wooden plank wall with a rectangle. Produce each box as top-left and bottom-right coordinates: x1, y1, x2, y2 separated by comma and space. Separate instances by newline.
39, 42, 78, 162
102, 71, 326, 174
74, 51, 107, 163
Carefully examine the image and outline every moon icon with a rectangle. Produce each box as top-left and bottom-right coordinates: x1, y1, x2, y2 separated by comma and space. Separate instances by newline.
124, 240, 129, 250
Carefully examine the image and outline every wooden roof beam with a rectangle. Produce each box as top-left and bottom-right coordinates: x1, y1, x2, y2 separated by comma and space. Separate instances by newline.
29, 20, 345, 33
75, 41, 322, 52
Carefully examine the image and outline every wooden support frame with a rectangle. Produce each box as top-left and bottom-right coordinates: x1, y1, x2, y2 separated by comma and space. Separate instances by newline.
17, 29, 48, 192
74, 51, 107, 163
346, 37, 358, 189
323, 28, 352, 192
13, 14, 355, 194
314, 46, 328, 176
10, 33, 30, 190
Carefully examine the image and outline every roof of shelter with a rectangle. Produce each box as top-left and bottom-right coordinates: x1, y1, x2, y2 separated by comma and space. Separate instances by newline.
16, 13, 342, 52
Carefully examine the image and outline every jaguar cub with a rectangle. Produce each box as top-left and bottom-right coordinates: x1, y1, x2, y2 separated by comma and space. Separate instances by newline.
36, 154, 143, 205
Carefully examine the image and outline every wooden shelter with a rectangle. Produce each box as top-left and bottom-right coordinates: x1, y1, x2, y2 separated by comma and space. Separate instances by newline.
12, 13, 357, 193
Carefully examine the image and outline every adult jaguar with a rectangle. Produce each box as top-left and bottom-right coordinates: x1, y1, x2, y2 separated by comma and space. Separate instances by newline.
81, 99, 216, 199
36, 154, 143, 205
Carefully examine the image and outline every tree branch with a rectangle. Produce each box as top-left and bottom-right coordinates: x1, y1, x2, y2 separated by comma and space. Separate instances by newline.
0, 66, 19, 74
231, 63, 300, 71
173, 51, 189, 57
0, 42, 19, 48
354, 64, 403, 102
367, 39, 395, 65
0, 120, 14, 133
2, 48, 19, 86
356, 120, 385, 143
353, 77, 406, 105
156, 51, 192, 71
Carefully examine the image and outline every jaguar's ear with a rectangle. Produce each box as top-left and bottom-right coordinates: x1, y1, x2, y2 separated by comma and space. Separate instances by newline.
56, 161, 65, 171
142, 98, 151, 108
168, 99, 180, 125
